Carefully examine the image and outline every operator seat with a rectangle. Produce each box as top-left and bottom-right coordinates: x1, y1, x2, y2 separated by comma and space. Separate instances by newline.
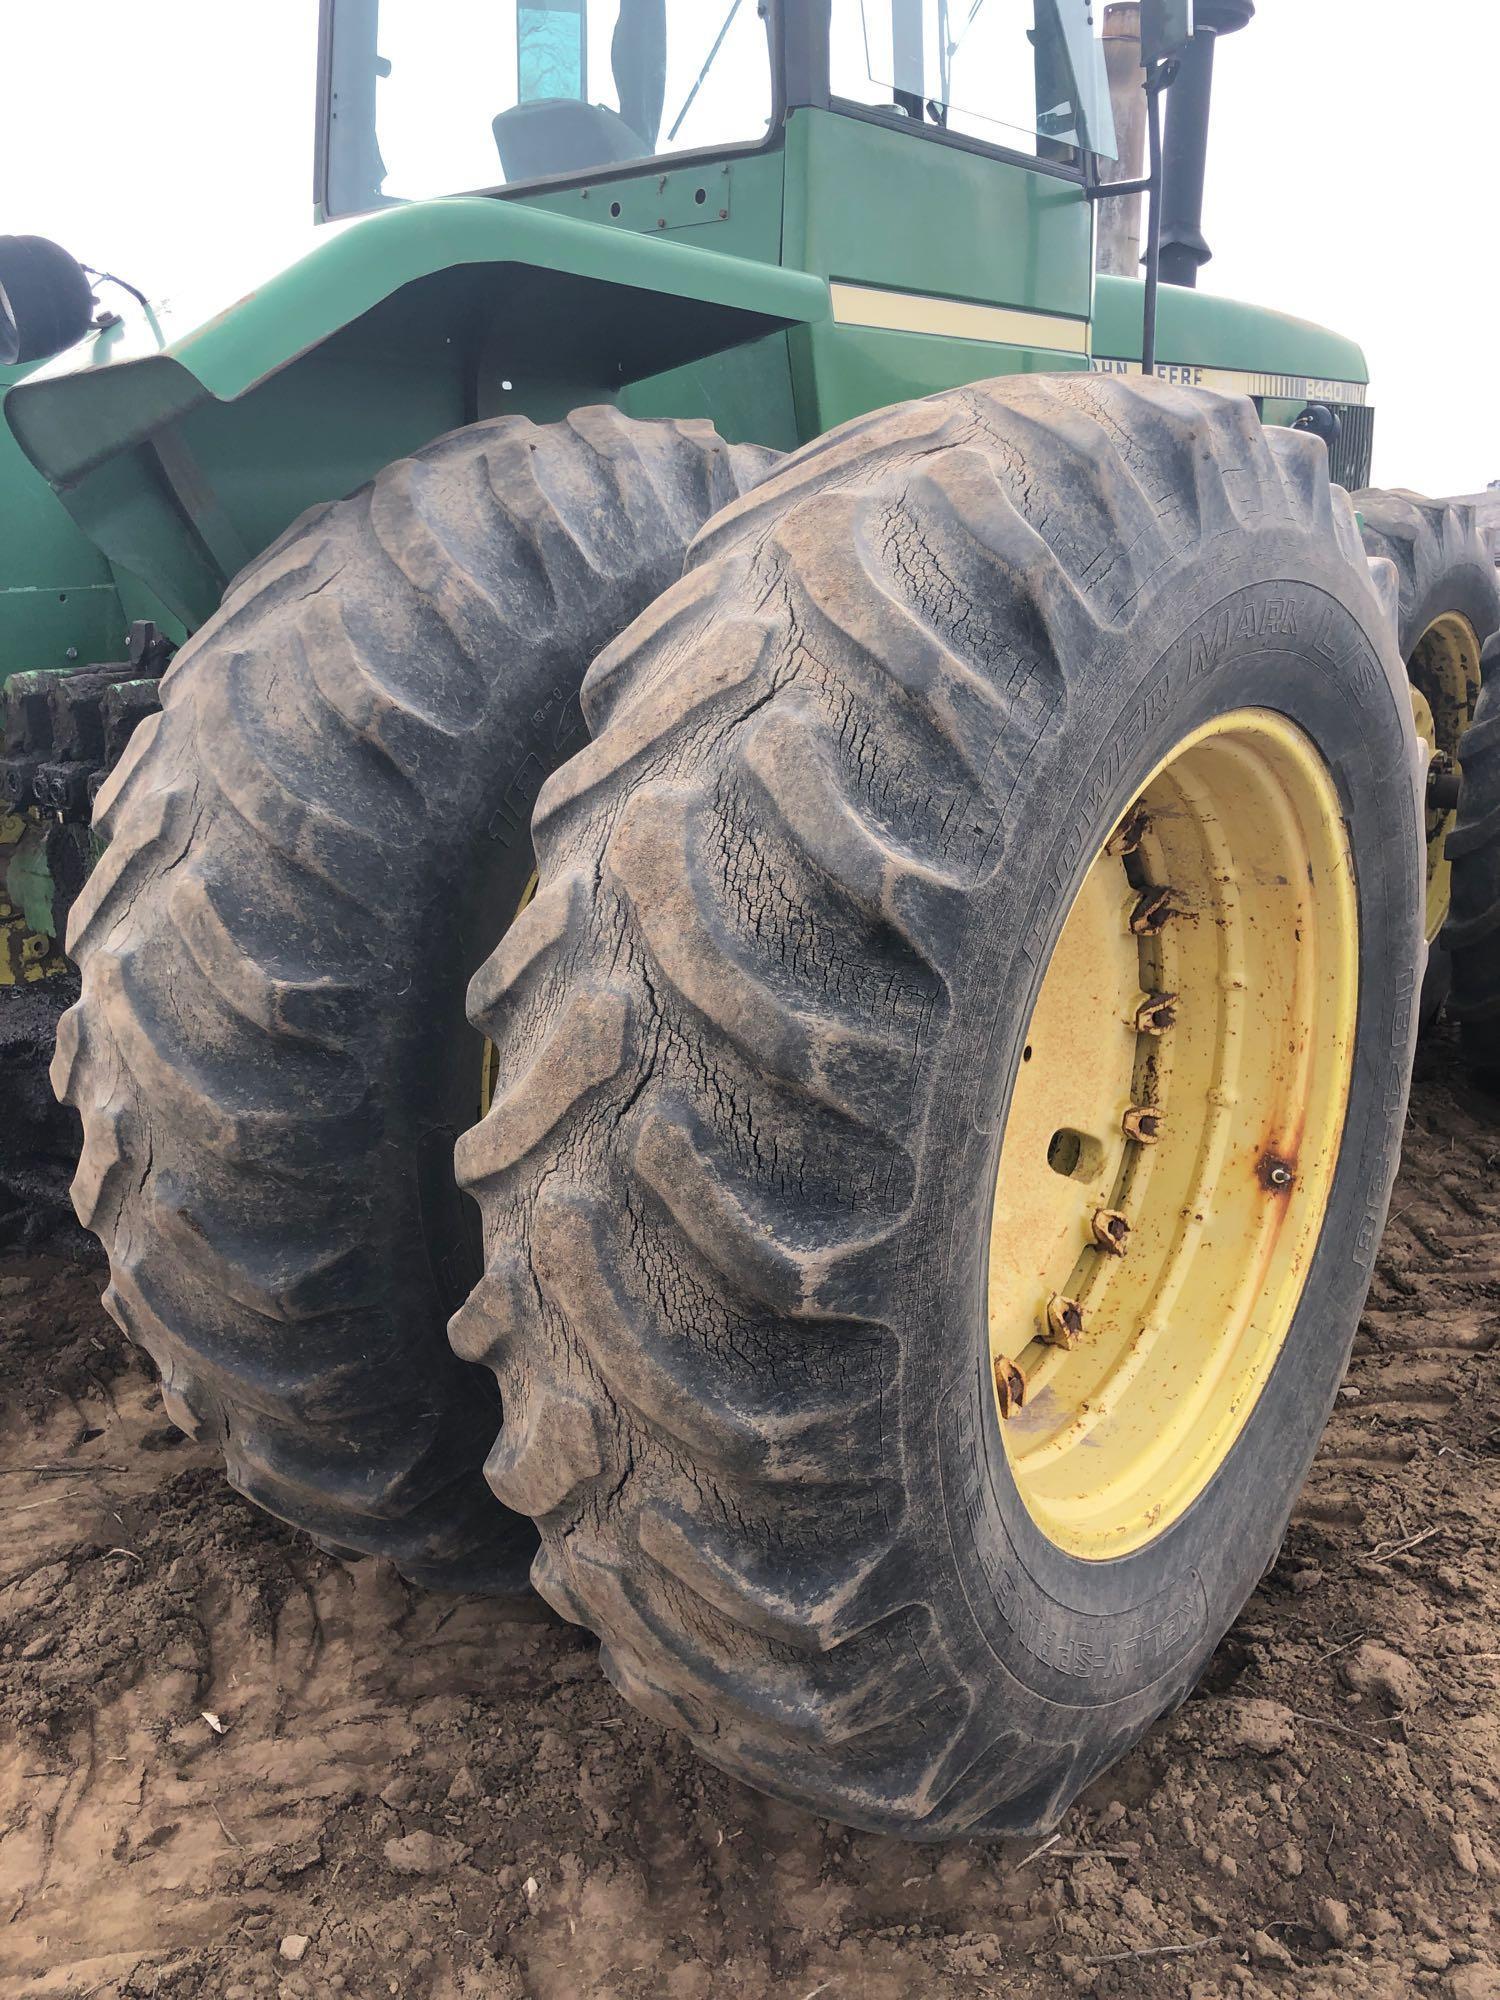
493, 0, 664, 184
492, 98, 649, 181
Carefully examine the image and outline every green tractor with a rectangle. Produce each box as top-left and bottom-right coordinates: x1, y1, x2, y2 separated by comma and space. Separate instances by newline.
4, 0, 1498, 1838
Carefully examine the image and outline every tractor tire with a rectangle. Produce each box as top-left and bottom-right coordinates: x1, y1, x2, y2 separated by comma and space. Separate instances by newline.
1446, 638, 1500, 1090
54, 407, 775, 1592
1353, 488, 1500, 1021
0, 975, 84, 1252
457, 375, 1422, 1837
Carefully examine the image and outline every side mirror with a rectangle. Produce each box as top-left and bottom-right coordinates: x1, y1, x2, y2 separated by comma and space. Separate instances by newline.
1140, 0, 1195, 66
0, 236, 97, 368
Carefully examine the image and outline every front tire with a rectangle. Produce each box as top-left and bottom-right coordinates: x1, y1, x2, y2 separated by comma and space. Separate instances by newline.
458, 376, 1422, 1835
55, 407, 774, 1590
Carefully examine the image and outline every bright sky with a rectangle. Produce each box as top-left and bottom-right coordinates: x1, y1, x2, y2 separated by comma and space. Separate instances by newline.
3, 1, 1495, 493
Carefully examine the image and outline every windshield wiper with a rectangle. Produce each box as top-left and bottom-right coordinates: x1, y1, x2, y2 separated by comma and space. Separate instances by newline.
666, 0, 744, 143
950, 0, 989, 53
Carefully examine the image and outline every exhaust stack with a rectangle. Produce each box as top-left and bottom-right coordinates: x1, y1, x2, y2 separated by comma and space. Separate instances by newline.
1158, 0, 1254, 287
1097, 5, 1147, 278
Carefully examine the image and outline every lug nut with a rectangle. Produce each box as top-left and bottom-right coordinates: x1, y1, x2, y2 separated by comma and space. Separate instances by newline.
1134, 992, 1177, 1035
1044, 1293, 1084, 1349
1091, 1208, 1131, 1255
1123, 1105, 1163, 1144
993, 1353, 1026, 1417
1129, 886, 1178, 935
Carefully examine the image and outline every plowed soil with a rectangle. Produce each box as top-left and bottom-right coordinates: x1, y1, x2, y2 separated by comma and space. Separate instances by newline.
2, 1032, 1496, 2000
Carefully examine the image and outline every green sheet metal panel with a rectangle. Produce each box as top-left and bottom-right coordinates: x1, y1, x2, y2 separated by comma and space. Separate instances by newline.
516, 151, 787, 268
0, 361, 126, 680
794, 321, 1085, 434
1092, 274, 1368, 391
784, 111, 1093, 319
780, 110, 1094, 436
622, 329, 802, 451
7, 196, 827, 484
0, 577, 123, 684
4, 197, 831, 636
158, 197, 826, 409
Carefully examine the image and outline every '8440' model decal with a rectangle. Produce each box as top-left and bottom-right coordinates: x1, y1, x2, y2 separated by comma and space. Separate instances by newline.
1090, 355, 1368, 407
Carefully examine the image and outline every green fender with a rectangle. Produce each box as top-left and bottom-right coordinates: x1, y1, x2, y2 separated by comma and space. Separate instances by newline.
4, 197, 831, 632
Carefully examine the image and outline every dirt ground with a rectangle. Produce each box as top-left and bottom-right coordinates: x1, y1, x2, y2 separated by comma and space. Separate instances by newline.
1, 1030, 1496, 2000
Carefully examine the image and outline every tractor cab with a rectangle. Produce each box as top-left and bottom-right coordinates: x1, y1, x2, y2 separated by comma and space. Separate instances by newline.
310, 0, 1127, 444
317, 1, 1118, 219
310, 4, 1368, 473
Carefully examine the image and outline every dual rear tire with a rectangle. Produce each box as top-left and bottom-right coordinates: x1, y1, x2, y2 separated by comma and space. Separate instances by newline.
61, 377, 1433, 1835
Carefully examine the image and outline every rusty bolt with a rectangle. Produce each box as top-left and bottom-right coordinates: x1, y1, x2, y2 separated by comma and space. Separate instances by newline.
1106, 801, 1149, 857
1123, 1105, 1163, 1144
1091, 1208, 1131, 1256
1134, 992, 1178, 1035
1129, 885, 1178, 935
993, 1353, 1026, 1417
1043, 1294, 1084, 1349
1258, 1152, 1297, 1193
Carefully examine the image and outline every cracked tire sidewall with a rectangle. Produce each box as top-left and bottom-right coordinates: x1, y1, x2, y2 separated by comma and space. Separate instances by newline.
54, 409, 777, 1591
460, 379, 1423, 1837
916, 543, 1420, 1797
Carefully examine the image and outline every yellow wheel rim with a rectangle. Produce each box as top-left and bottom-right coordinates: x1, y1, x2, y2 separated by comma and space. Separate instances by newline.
986, 710, 1359, 1560
1407, 612, 1482, 943
479, 870, 539, 1118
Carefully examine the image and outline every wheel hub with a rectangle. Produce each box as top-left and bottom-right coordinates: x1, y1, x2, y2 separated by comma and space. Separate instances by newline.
986, 709, 1359, 1559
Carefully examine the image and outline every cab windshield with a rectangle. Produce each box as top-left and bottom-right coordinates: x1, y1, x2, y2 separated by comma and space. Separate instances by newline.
322, 0, 776, 216
832, 1, 1117, 162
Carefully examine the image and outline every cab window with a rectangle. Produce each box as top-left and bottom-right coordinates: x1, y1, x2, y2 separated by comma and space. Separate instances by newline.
324, 0, 776, 215
828, 1, 1117, 162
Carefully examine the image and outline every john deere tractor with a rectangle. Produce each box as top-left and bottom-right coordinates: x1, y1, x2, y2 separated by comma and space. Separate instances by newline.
4, 0, 1498, 1838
